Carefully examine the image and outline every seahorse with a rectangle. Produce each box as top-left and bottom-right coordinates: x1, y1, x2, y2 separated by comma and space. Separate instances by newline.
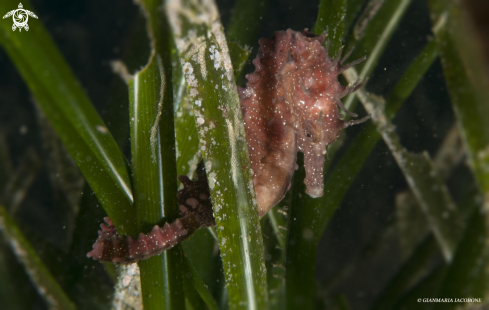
87, 29, 368, 264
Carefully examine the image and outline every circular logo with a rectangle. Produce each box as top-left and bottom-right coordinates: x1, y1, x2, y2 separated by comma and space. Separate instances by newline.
13, 9, 28, 28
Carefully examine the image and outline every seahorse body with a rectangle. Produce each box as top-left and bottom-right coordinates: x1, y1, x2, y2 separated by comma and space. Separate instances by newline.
240, 29, 367, 215
88, 29, 367, 264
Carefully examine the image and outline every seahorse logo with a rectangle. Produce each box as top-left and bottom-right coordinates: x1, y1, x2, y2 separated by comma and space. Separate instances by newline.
3, 3, 38, 32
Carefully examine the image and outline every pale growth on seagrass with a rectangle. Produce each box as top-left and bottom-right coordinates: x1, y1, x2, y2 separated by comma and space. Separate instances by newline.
476, 144, 489, 174
209, 45, 223, 71
182, 62, 198, 90
205, 160, 212, 172
110, 60, 133, 84
175, 137, 180, 160
186, 149, 202, 179
182, 38, 208, 82
95, 125, 108, 134
174, 29, 197, 54
150, 56, 166, 163
211, 21, 234, 82
208, 171, 217, 190
189, 88, 199, 98
217, 105, 229, 118
226, 118, 239, 188
166, 0, 218, 36
182, 37, 207, 80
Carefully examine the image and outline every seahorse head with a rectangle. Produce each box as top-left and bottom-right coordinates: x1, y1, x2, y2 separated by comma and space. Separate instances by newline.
292, 79, 346, 198
278, 30, 349, 198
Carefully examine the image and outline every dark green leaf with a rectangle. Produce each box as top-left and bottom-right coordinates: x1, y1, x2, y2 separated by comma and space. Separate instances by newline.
0, 0, 137, 236
226, 0, 267, 47
313, 0, 347, 58
343, 0, 412, 109
166, 0, 268, 308
428, 0, 489, 195
182, 255, 219, 310
129, 1, 185, 308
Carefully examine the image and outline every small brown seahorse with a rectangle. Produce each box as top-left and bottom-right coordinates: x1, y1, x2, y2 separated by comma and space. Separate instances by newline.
87, 29, 368, 264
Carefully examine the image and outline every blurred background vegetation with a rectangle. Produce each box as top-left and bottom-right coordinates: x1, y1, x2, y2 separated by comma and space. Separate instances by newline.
0, 0, 488, 309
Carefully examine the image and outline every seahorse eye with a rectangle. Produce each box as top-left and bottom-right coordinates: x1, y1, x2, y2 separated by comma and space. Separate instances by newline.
305, 130, 314, 141
303, 121, 320, 143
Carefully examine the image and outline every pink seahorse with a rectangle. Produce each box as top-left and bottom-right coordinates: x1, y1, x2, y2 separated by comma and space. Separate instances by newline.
87, 29, 368, 264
